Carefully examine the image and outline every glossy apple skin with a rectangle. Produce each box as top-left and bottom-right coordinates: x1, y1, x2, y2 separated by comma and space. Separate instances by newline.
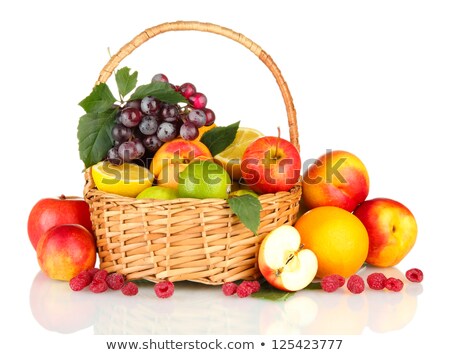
149, 138, 212, 187
27, 196, 93, 250
302, 150, 369, 212
37, 224, 97, 281
353, 198, 417, 267
241, 136, 301, 194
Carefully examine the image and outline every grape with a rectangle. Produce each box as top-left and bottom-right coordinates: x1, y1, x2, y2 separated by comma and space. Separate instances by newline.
152, 73, 169, 83
139, 116, 159, 135
143, 134, 163, 152
106, 147, 122, 165
118, 141, 139, 162
112, 123, 132, 143
187, 109, 206, 128
123, 99, 142, 110
160, 104, 179, 122
141, 96, 161, 115
188, 92, 207, 109
180, 121, 199, 140
119, 107, 142, 128
157, 122, 178, 142
179, 82, 196, 99
134, 139, 146, 159
203, 108, 216, 126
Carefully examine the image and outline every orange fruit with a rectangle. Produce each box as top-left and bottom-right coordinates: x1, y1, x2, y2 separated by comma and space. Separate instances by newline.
195, 123, 217, 141
214, 127, 263, 181
294, 206, 369, 278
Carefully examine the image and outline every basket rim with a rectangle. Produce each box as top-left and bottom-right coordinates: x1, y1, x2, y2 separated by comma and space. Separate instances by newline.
95, 20, 299, 151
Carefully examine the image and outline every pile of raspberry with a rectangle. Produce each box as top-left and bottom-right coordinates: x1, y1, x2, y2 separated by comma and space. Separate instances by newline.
69, 268, 138, 296
222, 280, 261, 298
320, 267, 423, 294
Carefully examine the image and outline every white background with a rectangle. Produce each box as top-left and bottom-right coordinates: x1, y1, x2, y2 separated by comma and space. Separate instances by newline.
1, 0, 449, 353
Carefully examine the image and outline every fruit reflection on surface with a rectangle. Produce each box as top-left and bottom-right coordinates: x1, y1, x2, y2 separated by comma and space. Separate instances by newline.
29, 272, 95, 334
294, 206, 369, 278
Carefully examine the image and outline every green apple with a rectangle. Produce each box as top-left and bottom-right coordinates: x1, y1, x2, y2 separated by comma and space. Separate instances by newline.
136, 186, 179, 200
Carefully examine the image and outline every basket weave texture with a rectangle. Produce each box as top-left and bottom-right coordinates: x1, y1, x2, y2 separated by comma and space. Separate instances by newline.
83, 21, 302, 285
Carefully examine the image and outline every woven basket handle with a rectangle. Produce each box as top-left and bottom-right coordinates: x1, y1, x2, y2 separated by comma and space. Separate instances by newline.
96, 21, 299, 150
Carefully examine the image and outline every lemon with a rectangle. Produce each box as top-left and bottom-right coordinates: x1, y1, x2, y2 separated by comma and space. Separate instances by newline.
178, 160, 231, 199
136, 186, 179, 200
228, 189, 259, 198
214, 127, 264, 180
91, 161, 153, 198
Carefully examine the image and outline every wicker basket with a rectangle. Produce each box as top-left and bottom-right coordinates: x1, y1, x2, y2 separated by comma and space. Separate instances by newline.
83, 21, 301, 285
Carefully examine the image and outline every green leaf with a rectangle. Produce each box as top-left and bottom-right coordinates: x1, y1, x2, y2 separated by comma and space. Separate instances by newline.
200, 121, 240, 156
250, 281, 296, 301
129, 81, 188, 104
77, 108, 117, 168
79, 83, 117, 113
115, 67, 138, 99
228, 194, 262, 235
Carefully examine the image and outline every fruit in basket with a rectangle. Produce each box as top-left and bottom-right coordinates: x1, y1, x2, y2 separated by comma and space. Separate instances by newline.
214, 127, 264, 181
37, 224, 97, 281
301, 150, 369, 212
258, 225, 318, 292
136, 186, 179, 200
92, 161, 153, 197
353, 198, 417, 267
178, 160, 231, 199
241, 135, 301, 194
27, 195, 92, 250
294, 206, 369, 278
150, 138, 212, 189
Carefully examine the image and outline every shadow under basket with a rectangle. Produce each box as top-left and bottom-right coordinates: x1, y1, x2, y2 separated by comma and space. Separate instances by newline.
82, 21, 302, 285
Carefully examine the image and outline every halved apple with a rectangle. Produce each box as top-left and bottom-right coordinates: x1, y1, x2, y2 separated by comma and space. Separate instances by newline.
258, 225, 318, 292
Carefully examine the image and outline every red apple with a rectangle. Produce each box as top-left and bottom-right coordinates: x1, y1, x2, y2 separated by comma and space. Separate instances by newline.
37, 224, 97, 281
241, 136, 301, 194
258, 225, 318, 292
353, 198, 418, 267
27, 195, 93, 250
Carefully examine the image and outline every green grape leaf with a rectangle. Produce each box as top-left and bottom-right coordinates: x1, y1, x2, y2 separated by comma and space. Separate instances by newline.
200, 121, 240, 156
228, 194, 262, 235
129, 81, 188, 104
115, 67, 138, 99
78, 83, 117, 113
77, 108, 117, 168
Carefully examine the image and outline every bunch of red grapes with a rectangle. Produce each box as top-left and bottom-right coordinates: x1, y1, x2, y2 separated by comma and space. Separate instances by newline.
107, 73, 215, 165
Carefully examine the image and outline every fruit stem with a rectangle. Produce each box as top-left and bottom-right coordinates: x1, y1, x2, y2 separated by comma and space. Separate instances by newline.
274, 126, 281, 159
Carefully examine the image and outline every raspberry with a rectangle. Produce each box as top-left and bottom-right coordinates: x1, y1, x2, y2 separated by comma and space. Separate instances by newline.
106, 273, 125, 290
154, 280, 174, 298
347, 275, 365, 294
89, 279, 108, 293
406, 268, 423, 283
121, 282, 139, 296
239, 280, 261, 294
236, 283, 253, 298
222, 282, 238, 296
321, 275, 341, 292
93, 269, 108, 281
87, 267, 100, 278
69, 272, 92, 291
385, 277, 404, 292
367, 272, 387, 290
